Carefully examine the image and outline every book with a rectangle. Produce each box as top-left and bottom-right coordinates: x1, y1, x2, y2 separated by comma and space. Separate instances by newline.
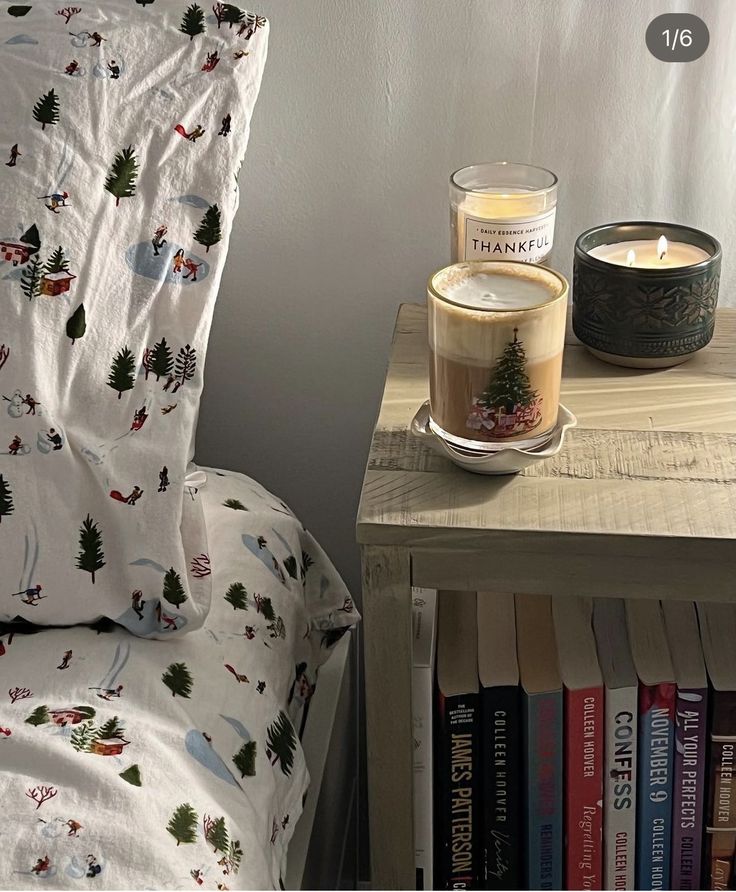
626, 599, 677, 891
516, 593, 563, 891
593, 598, 638, 891
412, 587, 438, 891
477, 592, 520, 890
697, 602, 736, 889
435, 590, 480, 889
662, 600, 708, 890
553, 596, 603, 891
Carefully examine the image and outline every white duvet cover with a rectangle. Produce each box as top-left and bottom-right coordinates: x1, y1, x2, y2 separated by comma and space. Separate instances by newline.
0, 468, 358, 890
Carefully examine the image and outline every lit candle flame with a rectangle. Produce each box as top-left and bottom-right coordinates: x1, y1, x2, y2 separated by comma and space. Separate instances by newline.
626, 249, 636, 267
657, 235, 668, 260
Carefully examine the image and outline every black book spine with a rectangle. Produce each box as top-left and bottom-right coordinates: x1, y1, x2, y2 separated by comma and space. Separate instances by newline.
435, 691, 481, 889
481, 685, 521, 890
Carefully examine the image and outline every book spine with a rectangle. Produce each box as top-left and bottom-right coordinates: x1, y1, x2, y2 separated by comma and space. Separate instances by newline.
481, 685, 520, 890
436, 691, 481, 889
670, 687, 708, 890
708, 739, 736, 832
413, 664, 433, 890
523, 690, 563, 891
603, 687, 637, 891
564, 686, 603, 890
705, 831, 736, 890
635, 682, 676, 891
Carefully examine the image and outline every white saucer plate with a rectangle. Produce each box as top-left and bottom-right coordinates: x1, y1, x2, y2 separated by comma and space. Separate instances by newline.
410, 402, 577, 475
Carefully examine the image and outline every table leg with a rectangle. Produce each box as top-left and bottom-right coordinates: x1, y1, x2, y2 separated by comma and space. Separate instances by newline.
361, 544, 414, 890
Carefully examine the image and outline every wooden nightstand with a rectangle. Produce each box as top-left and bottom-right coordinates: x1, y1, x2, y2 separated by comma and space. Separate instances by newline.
357, 303, 736, 889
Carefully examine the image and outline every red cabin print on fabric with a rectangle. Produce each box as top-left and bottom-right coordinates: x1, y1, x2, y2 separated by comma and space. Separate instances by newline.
90, 737, 130, 756
50, 708, 86, 727
0, 241, 33, 266
40, 271, 76, 297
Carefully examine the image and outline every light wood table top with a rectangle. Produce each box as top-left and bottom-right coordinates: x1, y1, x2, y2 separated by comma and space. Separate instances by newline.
358, 303, 736, 562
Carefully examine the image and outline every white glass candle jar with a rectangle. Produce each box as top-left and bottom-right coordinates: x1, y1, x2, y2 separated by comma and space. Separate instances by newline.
450, 162, 558, 264
428, 261, 568, 452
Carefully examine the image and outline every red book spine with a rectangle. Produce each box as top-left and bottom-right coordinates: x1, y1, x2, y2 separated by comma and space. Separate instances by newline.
564, 686, 604, 890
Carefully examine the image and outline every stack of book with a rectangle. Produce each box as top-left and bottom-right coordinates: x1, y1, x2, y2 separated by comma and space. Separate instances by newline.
412, 591, 735, 891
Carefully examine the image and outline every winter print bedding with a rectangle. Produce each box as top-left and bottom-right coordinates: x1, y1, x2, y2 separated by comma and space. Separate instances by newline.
0, 468, 360, 890
0, 3, 269, 634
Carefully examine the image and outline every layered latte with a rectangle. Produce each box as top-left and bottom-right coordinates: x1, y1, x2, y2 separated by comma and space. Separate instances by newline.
428, 261, 568, 451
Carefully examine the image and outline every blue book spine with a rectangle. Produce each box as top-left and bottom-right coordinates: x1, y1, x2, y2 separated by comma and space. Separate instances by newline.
635, 683, 676, 891
523, 690, 563, 890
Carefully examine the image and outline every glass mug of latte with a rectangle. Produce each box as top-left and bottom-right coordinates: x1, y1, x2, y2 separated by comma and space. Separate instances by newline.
428, 261, 568, 452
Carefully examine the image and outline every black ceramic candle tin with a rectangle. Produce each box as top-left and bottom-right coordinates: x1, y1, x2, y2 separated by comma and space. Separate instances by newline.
573, 222, 722, 368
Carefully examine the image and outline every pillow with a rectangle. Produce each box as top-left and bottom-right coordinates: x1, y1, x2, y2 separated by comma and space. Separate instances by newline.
0, 2, 269, 636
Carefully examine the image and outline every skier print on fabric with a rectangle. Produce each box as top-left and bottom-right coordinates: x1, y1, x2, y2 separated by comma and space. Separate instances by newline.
0, 468, 360, 890
0, 2, 270, 635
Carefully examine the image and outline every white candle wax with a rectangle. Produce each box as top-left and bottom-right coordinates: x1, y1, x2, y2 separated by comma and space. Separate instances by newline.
588, 239, 710, 269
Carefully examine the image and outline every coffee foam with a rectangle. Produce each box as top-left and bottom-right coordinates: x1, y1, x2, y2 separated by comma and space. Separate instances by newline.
429, 263, 567, 364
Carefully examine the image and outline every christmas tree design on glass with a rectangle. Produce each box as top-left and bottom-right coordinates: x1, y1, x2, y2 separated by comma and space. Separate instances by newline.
33, 89, 59, 130
105, 146, 139, 207
180, 3, 205, 40
76, 515, 105, 583
466, 327, 542, 440
194, 204, 222, 253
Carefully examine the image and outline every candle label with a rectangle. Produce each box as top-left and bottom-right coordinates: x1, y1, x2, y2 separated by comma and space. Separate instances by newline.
463, 208, 556, 263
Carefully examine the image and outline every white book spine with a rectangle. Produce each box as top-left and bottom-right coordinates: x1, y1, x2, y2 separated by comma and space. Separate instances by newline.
412, 587, 437, 891
603, 684, 638, 891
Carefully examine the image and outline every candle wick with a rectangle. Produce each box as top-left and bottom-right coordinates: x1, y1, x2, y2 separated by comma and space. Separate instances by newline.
659, 250, 666, 260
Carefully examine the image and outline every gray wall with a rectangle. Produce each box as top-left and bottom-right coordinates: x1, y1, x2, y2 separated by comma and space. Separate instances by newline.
196, 0, 736, 598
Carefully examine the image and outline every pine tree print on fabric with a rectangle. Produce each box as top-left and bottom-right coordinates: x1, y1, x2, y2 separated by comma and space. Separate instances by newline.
204, 815, 229, 853
167, 803, 198, 845
66, 304, 86, 344
21, 257, 42, 301
162, 662, 193, 698
233, 740, 256, 777
174, 345, 197, 388
76, 515, 105, 583
107, 347, 136, 398
214, 3, 244, 27
163, 568, 187, 608
194, 205, 222, 253
105, 146, 139, 207
224, 582, 248, 610
33, 89, 59, 129
265, 711, 296, 776
0, 475, 14, 523
180, 3, 205, 40
44, 246, 69, 274
119, 764, 142, 786
223, 498, 246, 511
148, 337, 173, 381
25, 705, 50, 726
70, 722, 96, 752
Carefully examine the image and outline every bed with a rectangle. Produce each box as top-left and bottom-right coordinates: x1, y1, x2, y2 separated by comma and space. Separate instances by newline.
0, 5, 360, 886
0, 468, 358, 890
